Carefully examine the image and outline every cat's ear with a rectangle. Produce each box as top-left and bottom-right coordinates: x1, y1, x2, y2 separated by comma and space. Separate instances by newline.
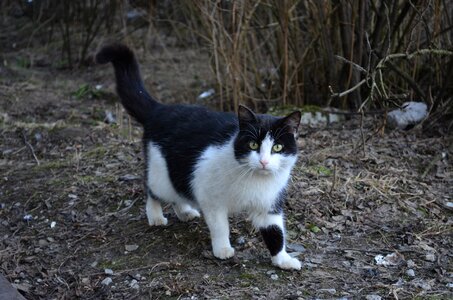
281, 111, 301, 137
238, 105, 257, 127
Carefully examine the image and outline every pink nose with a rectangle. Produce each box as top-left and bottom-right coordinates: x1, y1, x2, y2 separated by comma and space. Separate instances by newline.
259, 159, 269, 168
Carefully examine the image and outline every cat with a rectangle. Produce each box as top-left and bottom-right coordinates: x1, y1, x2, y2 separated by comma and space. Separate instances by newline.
96, 44, 302, 270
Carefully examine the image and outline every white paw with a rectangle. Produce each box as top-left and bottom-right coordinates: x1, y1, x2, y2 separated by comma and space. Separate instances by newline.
147, 215, 168, 226
176, 208, 201, 222
213, 246, 235, 259
272, 252, 302, 270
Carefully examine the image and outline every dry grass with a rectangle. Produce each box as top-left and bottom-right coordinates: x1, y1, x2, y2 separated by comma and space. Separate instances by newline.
1, 0, 452, 126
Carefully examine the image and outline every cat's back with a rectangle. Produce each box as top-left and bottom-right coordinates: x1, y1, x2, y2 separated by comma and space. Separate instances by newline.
144, 103, 238, 145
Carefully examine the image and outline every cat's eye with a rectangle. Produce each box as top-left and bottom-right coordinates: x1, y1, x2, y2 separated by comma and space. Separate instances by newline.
273, 144, 283, 152
249, 141, 259, 150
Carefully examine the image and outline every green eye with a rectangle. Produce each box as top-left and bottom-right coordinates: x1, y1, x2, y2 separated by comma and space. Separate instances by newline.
273, 144, 283, 152
249, 141, 259, 150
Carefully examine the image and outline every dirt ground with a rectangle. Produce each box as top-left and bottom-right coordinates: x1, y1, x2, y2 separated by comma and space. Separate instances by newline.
1, 41, 452, 300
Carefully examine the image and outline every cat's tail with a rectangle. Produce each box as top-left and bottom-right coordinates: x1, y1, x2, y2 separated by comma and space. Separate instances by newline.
95, 43, 158, 125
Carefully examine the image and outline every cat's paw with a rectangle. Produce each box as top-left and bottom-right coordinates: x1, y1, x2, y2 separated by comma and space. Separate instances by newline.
272, 252, 301, 270
147, 215, 168, 226
174, 206, 201, 222
213, 246, 235, 259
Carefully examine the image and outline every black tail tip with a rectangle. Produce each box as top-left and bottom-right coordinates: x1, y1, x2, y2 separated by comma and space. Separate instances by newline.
95, 43, 135, 65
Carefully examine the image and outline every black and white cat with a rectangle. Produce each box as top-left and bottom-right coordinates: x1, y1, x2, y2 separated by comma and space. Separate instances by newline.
96, 44, 302, 270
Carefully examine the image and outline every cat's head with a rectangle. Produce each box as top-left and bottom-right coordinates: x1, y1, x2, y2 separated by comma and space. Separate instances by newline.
234, 105, 301, 175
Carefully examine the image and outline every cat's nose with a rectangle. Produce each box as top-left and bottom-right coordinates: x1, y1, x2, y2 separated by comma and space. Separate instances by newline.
259, 159, 269, 168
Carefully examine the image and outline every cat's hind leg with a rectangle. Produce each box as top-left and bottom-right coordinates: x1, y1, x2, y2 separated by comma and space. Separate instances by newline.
252, 213, 301, 270
173, 203, 200, 222
145, 189, 168, 226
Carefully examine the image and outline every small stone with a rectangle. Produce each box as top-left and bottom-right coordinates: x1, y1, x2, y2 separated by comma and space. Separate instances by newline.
81, 278, 90, 285
38, 239, 49, 247
446, 283, 453, 288
266, 270, 276, 275
104, 110, 116, 124
129, 279, 139, 289
319, 288, 336, 295
365, 295, 382, 300
133, 273, 141, 280
101, 277, 113, 286
50, 221, 56, 228
125, 244, 139, 252
118, 174, 140, 181
270, 274, 278, 280
90, 261, 98, 268
425, 253, 436, 262
406, 269, 415, 277
165, 290, 171, 296
236, 236, 246, 245
287, 243, 306, 253
104, 268, 114, 275
406, 259, 415, 268
47, 237, 55, 243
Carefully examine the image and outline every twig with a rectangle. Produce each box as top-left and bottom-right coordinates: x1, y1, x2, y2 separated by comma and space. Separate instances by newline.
328, 163, 337, 196
22, 131, 40, 165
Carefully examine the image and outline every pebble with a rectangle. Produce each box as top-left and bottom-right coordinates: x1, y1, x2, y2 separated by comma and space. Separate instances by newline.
406, 259, 415, 268
236, 236, 246, 245
319, 288, 336, 295
287, 243, 306, 253
81, 278, 90, 285
425, 253, 436, 262
23, 214, 33, 221
50, 221, 56, 228
270, 274, 278, 280
129, 279, 139, 289
406, 269, 415, 277
365, 295, 382, 300
38, 239, 49, 247
446, 283, 453, 288
101, 277, 113, 286
125, 244, 139, 252
104, 268, 114, 275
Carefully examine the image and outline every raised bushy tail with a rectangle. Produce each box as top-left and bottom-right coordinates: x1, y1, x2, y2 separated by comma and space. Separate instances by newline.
96, 44, 158, 125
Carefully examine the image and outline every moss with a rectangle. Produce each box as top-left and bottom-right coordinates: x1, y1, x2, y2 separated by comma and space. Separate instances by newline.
32, 160, 69, 172
306, 165, 332, 177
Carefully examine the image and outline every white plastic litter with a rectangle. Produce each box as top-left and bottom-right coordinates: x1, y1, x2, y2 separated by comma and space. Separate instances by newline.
50, 221, 56, 228
387, 102, 428, 129
197, 88, 215, 100
374, 252, 404, 266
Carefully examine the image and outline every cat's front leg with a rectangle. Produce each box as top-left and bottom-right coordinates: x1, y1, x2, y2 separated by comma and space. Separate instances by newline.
253, 213, 301, 270
145, 190, 168, 226
203, 209, 234, 259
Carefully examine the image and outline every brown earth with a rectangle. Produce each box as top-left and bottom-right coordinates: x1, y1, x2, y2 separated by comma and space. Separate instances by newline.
1, 42, 452, 300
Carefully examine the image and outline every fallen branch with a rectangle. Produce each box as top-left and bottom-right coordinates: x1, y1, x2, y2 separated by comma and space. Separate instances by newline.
22, 131, 40, 165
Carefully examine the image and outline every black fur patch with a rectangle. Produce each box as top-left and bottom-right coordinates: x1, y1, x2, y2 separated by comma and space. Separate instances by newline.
260, 224, 284, 256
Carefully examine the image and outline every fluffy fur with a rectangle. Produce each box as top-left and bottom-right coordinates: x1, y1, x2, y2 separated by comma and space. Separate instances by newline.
96, 44, 302, 270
